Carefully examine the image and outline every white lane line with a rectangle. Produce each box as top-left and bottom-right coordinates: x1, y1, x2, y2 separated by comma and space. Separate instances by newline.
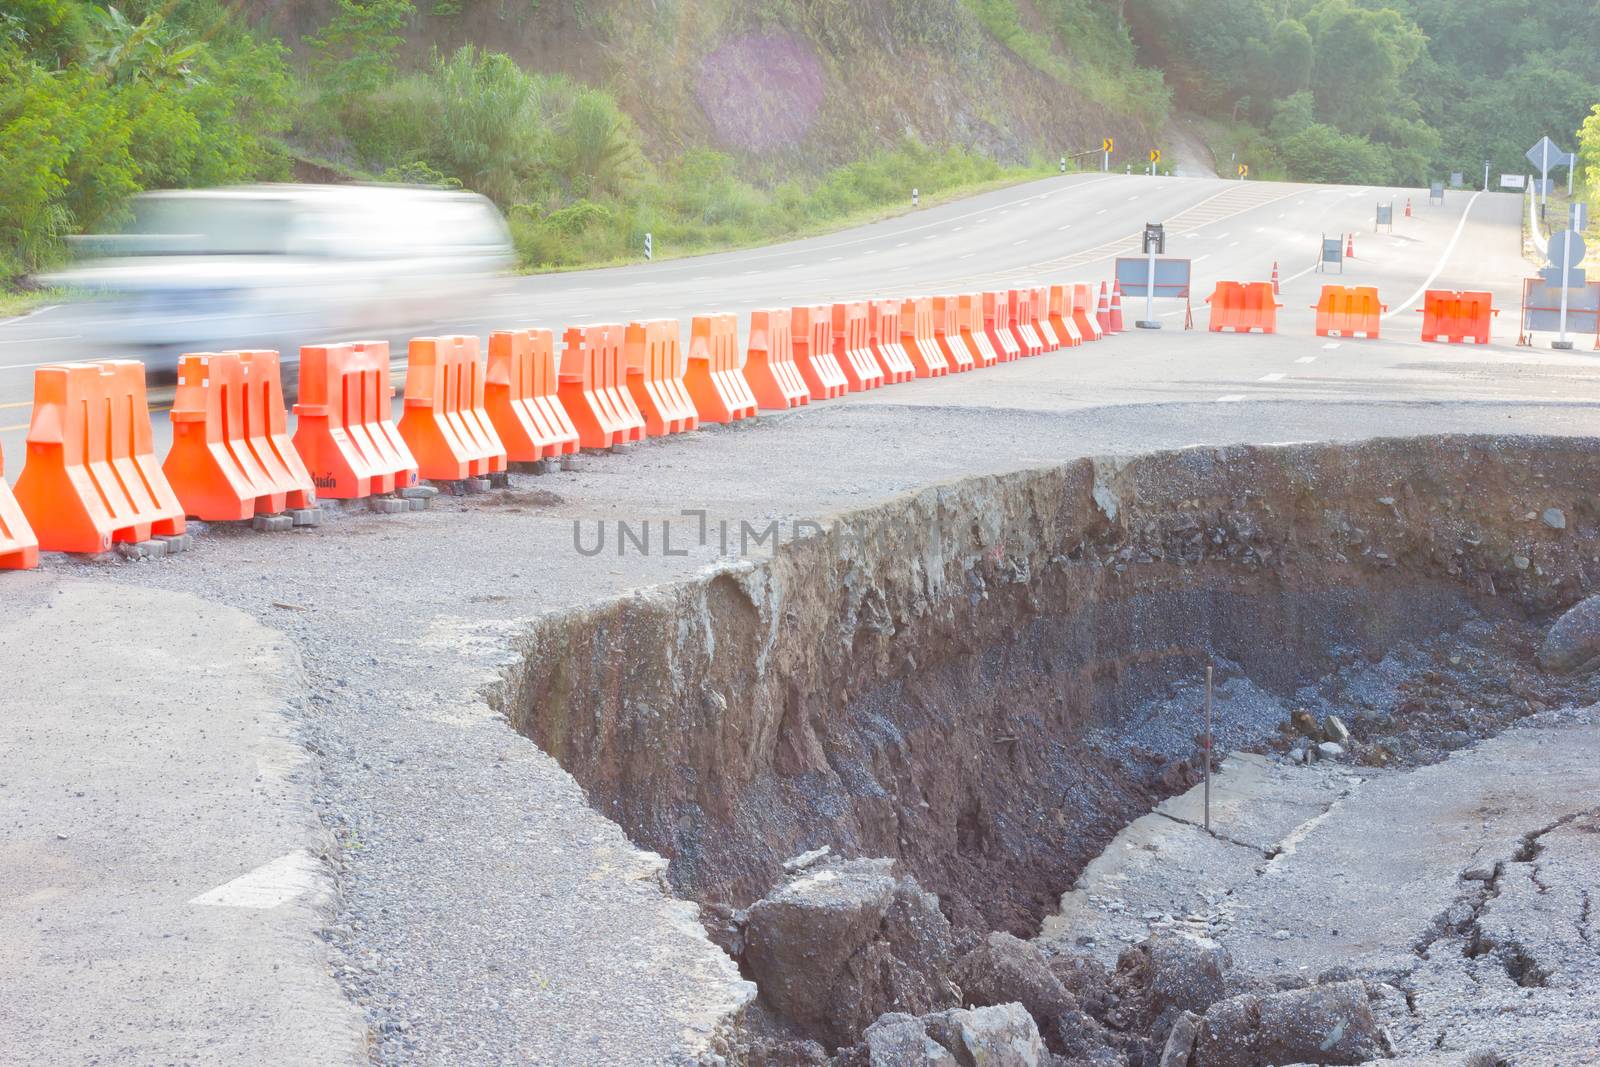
1095, 209, 1107, 215
1382, 189, 1486, 320
190, 849, 321, 910
1322, 342, 1342, 350
1058, 225, 1071, 231
1296, 356, 1316, 364
1217, 394, 1246, 403
0, 334, 80, 349
828, 256, 844, 262
1259, 372, 1286, 382
1193, 254, 1211, 263
959, 253, 977, 260
1228, 241, 1240, 248
1012, 240, 1028, 247
896, 242, 909, 248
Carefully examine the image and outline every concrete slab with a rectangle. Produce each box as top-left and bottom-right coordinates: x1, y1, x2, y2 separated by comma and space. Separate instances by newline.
0, 575, 366, 1066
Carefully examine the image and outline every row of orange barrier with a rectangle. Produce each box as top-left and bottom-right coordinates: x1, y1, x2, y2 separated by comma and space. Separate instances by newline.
1, 284, 1106, 569
1204, 282, 1498, 344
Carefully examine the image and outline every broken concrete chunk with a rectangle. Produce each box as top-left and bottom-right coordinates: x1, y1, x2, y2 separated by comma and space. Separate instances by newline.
744, 859, 956, 1048
783, 845, 833, 873
925, 1004, 1045, 1067
1538, 594, 1600, 674
1316, 741, 1345, 760
1194, 980, 1383, 1067
952, 933, 1076, 1043
863, 1013, 959, 1067
1157, 1010, 1201, 1067
1542, 507, 1566, 530
1321, 715, 1350, 744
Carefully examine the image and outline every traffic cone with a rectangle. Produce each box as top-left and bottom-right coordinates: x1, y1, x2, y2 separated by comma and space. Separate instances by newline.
1405, 198, 1412, 218
1095, 282, 1113, 334
1345, 233, 1355, 259
1271, 261, 1281, 295
1108, 281, 1126, 333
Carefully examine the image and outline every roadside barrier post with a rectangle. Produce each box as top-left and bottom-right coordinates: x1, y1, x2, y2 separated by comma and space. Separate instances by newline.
486, 328, 582, 461
293, 341, 418, 499
0, 442, 38, 569
790, 304, 848, 399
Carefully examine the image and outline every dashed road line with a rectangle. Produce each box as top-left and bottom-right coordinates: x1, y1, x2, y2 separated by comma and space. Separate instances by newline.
1217, 394, 1246, 403
1296, 356, 1316, 364
1259, 372, 1286, 382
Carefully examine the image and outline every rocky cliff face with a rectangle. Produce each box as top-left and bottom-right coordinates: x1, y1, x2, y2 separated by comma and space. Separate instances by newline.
498, 436, 1600, 937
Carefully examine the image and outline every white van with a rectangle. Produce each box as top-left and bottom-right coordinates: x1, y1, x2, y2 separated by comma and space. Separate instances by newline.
45, 183, 514, 367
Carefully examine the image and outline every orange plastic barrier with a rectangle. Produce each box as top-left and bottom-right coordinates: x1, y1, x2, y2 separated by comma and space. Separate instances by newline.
1007, 289, 1044, 356
1419, 289, 1497, 344
867, 300, 916, 384
164, 350, 315, 521
900, 296, 950, 377
1310, 286, 1386, 339
685, 313, 759, 423
486, 329, 582, 461
791, 304, 848, 400
13, 360, 186, 553
293, 340, 417, 500
1072, 283, 1104, 342
1030, 287, 1060, 351
1205, 281, 1282, 334
984, 291, 1022, 362
625, 319, 699, 433
398, 335, 507, 481
559, 323, 647, 448
1048, 284, 1084, 347
960, 293, 999, 367
743, 309, 811, 410
932, 295, 975, 373
832, 302, 885, 391
0, 442, 39, 570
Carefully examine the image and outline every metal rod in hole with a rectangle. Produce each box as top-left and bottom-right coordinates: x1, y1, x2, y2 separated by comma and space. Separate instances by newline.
1204, 665, 1213, 833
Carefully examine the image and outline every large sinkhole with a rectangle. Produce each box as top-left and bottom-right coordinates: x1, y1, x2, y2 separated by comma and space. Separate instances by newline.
495, 434, 1599, 1048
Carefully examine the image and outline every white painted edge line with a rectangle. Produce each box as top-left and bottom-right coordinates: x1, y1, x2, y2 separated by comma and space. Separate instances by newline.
1259, 372, 1286, 382
190, 848, 321, 910
1217, 394, 1246, 403
1322, 342, 1342, 350
1382, 189, 1486, 321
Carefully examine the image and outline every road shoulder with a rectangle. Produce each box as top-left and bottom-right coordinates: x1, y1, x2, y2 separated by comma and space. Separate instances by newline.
0, 574, 366, 1066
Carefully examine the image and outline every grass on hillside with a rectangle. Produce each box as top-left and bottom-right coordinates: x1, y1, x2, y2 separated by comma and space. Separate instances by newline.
0, 288, 68, 320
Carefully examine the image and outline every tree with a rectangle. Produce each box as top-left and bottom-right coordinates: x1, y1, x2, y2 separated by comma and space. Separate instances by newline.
309, 0, 414, 97
1304, 0, 1426, 135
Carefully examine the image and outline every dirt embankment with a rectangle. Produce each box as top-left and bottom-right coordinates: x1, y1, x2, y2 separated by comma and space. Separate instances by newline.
497, 436, 1600, 946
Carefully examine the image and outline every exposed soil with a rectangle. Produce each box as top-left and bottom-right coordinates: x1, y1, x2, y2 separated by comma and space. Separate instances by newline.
494, 434, 1600, 1053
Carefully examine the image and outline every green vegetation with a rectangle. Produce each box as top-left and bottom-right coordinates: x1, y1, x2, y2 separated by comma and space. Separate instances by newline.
1, 0, 292, 279
1126, 0, 1597, 186
3, 0, 1595, 286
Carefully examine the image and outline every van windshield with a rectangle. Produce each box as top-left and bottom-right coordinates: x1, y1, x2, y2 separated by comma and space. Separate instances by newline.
119, 196, 297, 256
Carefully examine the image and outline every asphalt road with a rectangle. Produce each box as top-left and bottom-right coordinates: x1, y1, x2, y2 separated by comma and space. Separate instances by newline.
4, 173, 1598, 1066
0, 172, 1573, 471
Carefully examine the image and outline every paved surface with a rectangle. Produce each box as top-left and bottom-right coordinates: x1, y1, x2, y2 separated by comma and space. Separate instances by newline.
1, 172, 1598, 1063
1040, 708, 1600, 1066
0, 575, 365, 1066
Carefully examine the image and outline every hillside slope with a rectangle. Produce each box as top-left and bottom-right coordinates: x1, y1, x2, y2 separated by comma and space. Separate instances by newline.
254, 0, 1163, 176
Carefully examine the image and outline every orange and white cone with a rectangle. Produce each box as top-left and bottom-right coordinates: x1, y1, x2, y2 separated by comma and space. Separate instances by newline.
1271, 261, 1281, 295
1108, 281, 1126, 333
1346, 233, 1355, 259
1405, 198, 1412, 218
1095, 282, 1113, 335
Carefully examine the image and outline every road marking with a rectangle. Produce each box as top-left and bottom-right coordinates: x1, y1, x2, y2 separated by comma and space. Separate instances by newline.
1058, 225, 1071, 231
1383, 189, 1487, 321
896, 242, 909, 248
828, 256, 844, 262
1095, 209, 1107, 215
1259, 372, 1286, 382
1296, 356, 1316, 364
1217, 394, 1246, 403
0, 334, 80, 350
1192, 254, 1211, 263
1322, 342, 1341, 350
959, 253, 976, 260
1012, 240, 1028, 247
191, 849, 321, 910
1228, 241, 1240, 248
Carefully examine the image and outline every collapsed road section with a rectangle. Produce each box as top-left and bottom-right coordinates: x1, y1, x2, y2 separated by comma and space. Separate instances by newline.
499, 434, 1600, 1064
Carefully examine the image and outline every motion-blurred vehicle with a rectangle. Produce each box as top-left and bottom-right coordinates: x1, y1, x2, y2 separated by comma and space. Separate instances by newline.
43, 183, 514, 368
